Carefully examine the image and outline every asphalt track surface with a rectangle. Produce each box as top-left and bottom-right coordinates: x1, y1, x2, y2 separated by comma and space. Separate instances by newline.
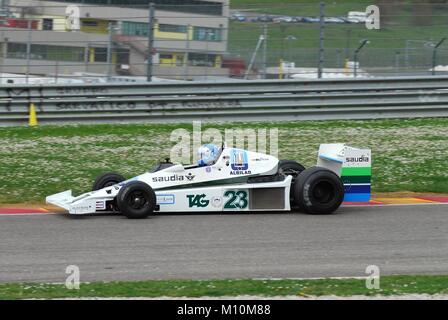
0, 204, 447, 283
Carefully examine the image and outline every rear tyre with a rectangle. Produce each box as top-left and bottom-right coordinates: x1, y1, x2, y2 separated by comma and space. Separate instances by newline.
116, 181, 156, 219
92, 172, 126, 191
278, 160, 306, 209
293, 166, 344, 215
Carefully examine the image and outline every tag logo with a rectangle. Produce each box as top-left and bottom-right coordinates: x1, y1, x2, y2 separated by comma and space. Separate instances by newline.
187, 194, 209, 208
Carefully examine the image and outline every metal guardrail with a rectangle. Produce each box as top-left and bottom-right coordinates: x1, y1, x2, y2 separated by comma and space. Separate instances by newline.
1, 76, 448, 125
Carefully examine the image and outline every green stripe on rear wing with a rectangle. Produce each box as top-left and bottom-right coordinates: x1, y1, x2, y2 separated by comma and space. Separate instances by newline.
317, 144, 371, 203
341, 167, 372, 176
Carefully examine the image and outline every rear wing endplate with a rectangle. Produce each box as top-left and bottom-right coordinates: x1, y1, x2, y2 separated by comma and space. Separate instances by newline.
317, 144, 371, 203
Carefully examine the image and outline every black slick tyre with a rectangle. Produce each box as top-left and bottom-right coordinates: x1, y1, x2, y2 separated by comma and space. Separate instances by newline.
293, 166, 344, 215
116, 181, 156, 219
92, 172, 126, 191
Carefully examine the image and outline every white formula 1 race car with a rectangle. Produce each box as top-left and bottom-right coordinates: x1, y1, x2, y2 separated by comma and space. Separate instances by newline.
46, 144, 371, 219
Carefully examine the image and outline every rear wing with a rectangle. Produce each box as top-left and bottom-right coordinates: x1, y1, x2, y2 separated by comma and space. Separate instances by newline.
317, 144, 371, 203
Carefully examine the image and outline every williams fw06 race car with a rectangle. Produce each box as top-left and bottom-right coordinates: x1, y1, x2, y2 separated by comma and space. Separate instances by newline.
46, 143, 371, 219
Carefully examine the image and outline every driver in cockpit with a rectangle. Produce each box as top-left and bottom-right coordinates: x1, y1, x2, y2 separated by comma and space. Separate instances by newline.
197, 144, 220, 167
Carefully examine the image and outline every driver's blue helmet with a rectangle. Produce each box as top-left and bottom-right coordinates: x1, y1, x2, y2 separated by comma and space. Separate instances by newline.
197, 144, 220, 167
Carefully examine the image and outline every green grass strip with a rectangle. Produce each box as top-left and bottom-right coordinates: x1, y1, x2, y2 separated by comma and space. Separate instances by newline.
1, 275, 448, 300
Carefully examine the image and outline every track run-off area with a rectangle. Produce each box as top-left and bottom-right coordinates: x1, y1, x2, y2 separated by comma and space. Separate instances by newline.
0, 198, 447, 283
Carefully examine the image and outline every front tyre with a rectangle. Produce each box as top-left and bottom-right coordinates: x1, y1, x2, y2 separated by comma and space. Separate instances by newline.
116, 181, 156, 219
293, 167, 344, 215
92, 172, 126, 191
